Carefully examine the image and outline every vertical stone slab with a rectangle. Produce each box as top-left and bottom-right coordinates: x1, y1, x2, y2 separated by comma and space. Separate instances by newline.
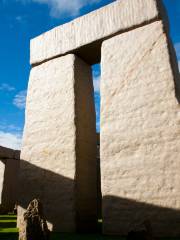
2, 159, 19, 212
74, 57, 97, 231
101, 21, 180, 237
18, 54, 97, 232
0, 160, 5, 205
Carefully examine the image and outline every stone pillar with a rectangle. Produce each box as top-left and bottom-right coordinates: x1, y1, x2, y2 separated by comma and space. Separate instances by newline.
18, 54, 97, 232
101, 21, 180, 237
2, 158, 19, 211
0, 160, 5, 205
0, 147, 20, 213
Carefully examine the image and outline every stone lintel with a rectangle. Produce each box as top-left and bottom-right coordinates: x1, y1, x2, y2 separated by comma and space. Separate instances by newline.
30, 0, 167, 66
0, 146, 20, 160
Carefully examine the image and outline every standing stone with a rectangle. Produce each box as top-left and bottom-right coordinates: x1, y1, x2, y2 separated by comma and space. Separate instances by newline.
0, 147, 20, 213
2, 158, 20, 212
18, 54, 97, 232
101, 21, 180, 237
0, 160, 5, 206
19, 199, 49, 240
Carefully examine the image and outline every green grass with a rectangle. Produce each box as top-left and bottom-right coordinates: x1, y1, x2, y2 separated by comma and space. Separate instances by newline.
0, 215, 179, 240
51, 233, 125, 240
0, 215, 125, 240
0, 215, 18, 240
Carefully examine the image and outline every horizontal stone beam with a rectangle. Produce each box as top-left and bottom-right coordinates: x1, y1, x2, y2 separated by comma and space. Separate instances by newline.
0, 146, 20, 160
30, 0, 166, 65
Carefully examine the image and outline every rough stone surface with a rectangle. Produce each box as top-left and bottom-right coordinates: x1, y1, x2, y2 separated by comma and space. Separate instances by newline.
19, 199, 49, 240
18, 54, 97, 232
30, 0, 163, 65
101, 21, 180, 237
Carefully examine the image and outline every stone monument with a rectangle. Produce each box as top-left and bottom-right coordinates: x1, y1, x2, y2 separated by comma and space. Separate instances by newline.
18, 0, 180, 237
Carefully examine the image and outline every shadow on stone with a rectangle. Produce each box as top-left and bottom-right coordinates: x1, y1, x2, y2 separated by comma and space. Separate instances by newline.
103, 196, 180, 237
127, 220, 153, 240
18, 159, 98, 233
17, 159, 180, 237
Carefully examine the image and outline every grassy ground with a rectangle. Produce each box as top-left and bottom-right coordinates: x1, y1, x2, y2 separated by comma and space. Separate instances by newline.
0, 215, 179, 240
0, 215, 18, 240
0, 215, 125, 240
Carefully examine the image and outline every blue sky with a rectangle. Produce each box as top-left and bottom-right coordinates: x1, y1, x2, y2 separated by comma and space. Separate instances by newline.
0, 0, 180, 150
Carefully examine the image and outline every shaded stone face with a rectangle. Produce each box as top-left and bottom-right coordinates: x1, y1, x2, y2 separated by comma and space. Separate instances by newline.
100, 21, 180, 237
18, 54, 97, 233
19, 199, 50, 240
0, 146, 20, 213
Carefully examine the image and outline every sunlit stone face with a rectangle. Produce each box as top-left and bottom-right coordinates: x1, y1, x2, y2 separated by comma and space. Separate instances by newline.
100, 21, 180, 237
18, 54, 97, 232
0, 160, 5, 205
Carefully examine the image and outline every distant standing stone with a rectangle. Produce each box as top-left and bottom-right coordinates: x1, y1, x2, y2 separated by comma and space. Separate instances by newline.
19, 199, 49, 240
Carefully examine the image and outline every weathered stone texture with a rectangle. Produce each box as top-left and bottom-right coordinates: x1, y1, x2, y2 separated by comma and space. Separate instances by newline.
101, 21, 180, 237
30, 0, 162, 65
19, 199, 50, 240
18, 54, 97, 232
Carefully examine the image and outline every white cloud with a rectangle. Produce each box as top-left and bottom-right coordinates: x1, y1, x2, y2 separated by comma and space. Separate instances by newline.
0, 131, 22, 150
17, 0, 100, 18
93, 76, 100, 93
13, 90, 27, 109
0, 83, 15, 91
0, 123, 22, 132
